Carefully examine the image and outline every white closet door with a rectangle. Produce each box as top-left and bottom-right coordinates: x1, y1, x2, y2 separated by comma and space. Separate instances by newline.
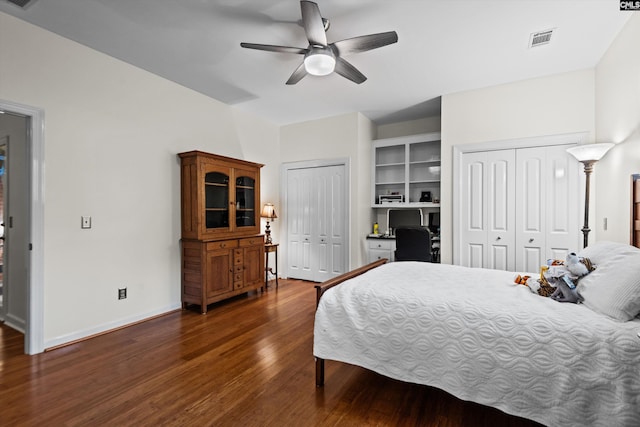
456, 135, 584, 272
314, 165, 346, 282
460, 151, 488, 268
516, 145, 580, 272
545, 146, 580, 258
286, 168, 314, 281
460, 151, 515, 270
516, 147, 546, 272
286, 164, 346, 281
486, 150, 516, 271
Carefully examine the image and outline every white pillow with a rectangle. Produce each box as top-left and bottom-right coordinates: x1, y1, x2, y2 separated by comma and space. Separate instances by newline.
579, 240, 640, 265
578, 244, 640, 321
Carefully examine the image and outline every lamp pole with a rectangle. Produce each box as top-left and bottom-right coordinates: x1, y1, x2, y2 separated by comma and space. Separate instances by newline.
566, 143, 614, 249
580, 160, 596, 249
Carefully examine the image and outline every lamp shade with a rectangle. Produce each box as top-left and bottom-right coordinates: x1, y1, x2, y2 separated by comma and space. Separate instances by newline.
566, 143, 614, 162
261, 203, 277, 220
304, 48, 336, 76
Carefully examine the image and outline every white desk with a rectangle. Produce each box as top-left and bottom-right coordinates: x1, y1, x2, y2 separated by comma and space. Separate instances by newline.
367, 236, 396, 262
366, 234, 440, 263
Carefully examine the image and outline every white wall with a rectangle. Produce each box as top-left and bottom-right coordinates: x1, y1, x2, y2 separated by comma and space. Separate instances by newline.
376, 116, 441, 139
232, 108, 282, 248
594, 13, 640, 244
0, 12, 279, 348
356, 114, 375, 262
280, 112, 374, 269
441, 70, 596, 264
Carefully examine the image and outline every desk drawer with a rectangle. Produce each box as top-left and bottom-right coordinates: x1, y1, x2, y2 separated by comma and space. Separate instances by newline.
369, 248, 391, 262
367, 239, 393, 250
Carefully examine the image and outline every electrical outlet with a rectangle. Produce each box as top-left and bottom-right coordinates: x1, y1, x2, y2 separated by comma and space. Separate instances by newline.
118, 288, 127, 300
81, 216, 92, 229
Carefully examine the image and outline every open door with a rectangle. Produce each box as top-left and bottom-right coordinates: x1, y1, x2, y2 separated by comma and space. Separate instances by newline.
0, 136, 6, 319
0, 100, 45, 355
632, 174, 640, 248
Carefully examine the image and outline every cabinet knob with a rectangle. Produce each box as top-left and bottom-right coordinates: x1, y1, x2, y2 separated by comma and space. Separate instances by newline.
529, 238, 534, 243
496, 236, 501, 241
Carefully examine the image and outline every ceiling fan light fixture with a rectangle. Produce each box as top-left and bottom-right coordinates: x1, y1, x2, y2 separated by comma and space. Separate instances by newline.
304, 49, 335, 76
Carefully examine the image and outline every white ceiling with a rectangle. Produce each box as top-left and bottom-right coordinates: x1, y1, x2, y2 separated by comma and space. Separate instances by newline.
0, 0, 631, 125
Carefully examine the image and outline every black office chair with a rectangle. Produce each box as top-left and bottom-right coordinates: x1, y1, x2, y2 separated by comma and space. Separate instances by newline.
394, 226, 432, 262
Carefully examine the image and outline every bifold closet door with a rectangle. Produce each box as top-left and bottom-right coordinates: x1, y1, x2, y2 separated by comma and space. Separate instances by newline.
314, 165, 346, 282
287, 168, 314, 281
286, 165, 346, 282
459, 150, 516, 270
459, 144, 580, 272
515, 145, 579, 272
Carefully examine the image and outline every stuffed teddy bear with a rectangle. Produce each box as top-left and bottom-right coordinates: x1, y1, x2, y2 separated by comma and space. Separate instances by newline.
514, 252, 595, 302
545, 252, 595, 303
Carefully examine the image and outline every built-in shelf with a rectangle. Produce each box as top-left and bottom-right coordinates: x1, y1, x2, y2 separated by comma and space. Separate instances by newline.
372, 132, 441, 208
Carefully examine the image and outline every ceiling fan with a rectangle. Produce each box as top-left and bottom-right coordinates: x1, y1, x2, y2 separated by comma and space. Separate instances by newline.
240, 1, 398, 85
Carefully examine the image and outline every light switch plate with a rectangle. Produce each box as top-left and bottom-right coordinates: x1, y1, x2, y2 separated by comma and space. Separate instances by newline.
81, 216, 91, 229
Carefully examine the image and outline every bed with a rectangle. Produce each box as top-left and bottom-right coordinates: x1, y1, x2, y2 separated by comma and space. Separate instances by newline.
313, 241, 640, 427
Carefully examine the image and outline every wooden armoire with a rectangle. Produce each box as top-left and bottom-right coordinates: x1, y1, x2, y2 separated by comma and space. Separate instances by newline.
178, 151, 265, 313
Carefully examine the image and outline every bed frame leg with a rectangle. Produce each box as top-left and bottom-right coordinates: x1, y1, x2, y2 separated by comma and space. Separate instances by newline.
315, 357, 325, 387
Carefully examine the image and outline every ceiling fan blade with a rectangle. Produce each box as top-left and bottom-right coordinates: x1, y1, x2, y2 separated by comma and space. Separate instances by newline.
331, 31, 398, 56
334, 57, 367, 84
286, 62, 308, 85
240, 43, 307, 55
301, 1, 327, 46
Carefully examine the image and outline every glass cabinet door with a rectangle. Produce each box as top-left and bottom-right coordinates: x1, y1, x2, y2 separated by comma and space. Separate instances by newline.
235, 172, 256, 228
204, 171, 229, 229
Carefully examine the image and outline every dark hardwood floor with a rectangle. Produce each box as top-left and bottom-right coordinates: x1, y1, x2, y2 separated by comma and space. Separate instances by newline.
1, 280, 543, 426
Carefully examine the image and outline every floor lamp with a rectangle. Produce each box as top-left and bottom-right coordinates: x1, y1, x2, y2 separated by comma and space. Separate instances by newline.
566, 143, 614, 248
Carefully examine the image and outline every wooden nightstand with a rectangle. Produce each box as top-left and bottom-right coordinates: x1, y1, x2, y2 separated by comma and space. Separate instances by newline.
265, 243, 279, 289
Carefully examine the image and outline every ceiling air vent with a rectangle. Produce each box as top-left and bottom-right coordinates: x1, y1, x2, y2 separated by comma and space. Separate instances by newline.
529, 29, 554, 48
4, 0, 37, 8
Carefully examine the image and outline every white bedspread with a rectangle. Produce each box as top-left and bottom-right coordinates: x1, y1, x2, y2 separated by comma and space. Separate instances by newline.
313, 262, 640, 427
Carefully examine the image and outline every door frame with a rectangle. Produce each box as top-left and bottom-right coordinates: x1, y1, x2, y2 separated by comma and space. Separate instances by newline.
280, 158, 350, 279
0, 99, 45, 355
0, 135, 8, 322
452, 131, 588, 266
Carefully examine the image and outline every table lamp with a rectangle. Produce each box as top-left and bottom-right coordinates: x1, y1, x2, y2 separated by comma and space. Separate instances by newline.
261, 203, 277, 244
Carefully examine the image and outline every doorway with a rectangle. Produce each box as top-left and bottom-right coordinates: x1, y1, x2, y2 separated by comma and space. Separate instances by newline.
0, 100, 45, 355
0, 136, 5, 312
0, 112, 32, 338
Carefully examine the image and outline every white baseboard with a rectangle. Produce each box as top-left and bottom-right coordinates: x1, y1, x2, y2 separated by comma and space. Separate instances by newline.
4, 313, 26, 334
44, 303, 181, 350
